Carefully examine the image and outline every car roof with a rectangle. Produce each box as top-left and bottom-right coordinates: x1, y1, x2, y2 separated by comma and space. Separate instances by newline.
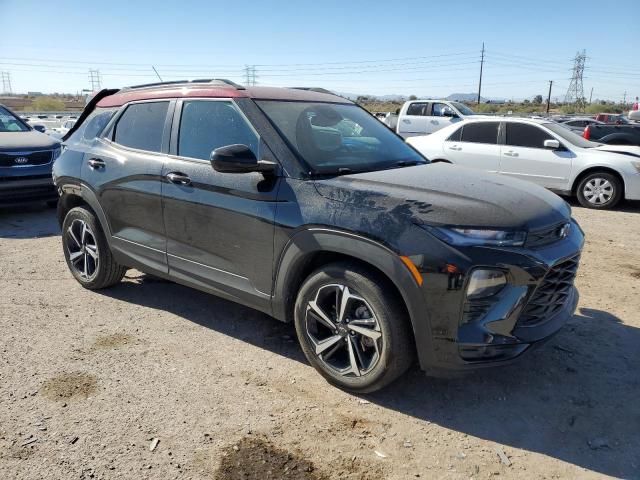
96, 80, 351, 108
463, 116, 552, 125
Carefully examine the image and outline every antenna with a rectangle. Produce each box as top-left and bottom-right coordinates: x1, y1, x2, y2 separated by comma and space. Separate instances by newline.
564, 50, 586, 112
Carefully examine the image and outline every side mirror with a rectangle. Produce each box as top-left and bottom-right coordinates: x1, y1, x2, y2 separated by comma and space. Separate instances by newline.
211, 144, 277, 175
544, 139, 560, 149
33, 125, 46, 133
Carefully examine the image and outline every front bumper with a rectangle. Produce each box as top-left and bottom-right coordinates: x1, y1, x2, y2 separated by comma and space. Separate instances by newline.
414, 219, 584, 371
623, 171, 640, 201
0, 166, 57, 205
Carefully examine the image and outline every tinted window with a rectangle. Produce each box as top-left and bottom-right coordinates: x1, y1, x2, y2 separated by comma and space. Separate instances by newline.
447, 125, 462, 141
113, 102, 169, 152
406, 102, 429, 116
461, 122, 499, 144
505, 123, 553, 148
66, 108, 116, 144
178, 101, 258, 160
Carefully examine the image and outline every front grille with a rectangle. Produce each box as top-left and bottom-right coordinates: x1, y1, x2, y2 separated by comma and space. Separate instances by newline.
526, 221, 571, 248
518, 254, 580, 327
0, 150, 53, 167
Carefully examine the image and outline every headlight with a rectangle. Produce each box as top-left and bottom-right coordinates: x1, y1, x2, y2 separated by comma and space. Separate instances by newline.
631, 161, 640, 174
52, 146, 62, 161
467, 269, 506, 299
425, 225, 526, 247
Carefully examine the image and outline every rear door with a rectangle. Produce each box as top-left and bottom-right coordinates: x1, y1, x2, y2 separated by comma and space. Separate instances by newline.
82, 100, 173, 273
161, 98, 280, 310
444, 121, 501, 172
397, 102, 430, 138
499, 122, 573, 190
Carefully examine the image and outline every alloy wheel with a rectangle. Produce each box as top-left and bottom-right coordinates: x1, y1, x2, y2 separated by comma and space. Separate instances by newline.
305, 284, 382, 377
583, 178, 614, 205
65, 219, 99, 280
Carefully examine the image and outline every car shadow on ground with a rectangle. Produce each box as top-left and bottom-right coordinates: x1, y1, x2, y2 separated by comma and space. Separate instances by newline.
565, 197, 640, 214
0, 205, 60, 239
99, 275, 639, 478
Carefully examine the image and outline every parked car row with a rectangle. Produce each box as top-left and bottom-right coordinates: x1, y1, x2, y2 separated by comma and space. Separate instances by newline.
45, 80, 584, 392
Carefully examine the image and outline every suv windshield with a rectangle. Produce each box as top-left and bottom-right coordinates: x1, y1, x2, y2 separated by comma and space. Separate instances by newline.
450, 102, 475, 116
257, 101, 426, 174
0, 106, 30, 132
543, 122, 602, 148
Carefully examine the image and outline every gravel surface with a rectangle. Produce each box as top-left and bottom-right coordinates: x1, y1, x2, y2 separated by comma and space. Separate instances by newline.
1, 202, 639, 479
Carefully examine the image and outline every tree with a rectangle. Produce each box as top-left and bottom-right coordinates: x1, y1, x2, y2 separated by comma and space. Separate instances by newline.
408, 95, 417, 101
30, 97, 66, 111
533, 95, 543, 104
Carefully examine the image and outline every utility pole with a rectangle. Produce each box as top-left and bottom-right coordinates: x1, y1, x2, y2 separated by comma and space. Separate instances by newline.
1, 71, 13, 95
546, 80, 553, 114
589, 87, 593, 104
565, 50, 586, 111
244, 65, 257, 87
477, 42, 484, 105
623, 91, 627, 105
88, 69, 102, 91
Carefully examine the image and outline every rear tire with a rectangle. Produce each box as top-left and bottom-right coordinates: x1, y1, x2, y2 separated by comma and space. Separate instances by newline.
576, 172, 622, 209
61, 206, 127, 289
294, 262, 414, 393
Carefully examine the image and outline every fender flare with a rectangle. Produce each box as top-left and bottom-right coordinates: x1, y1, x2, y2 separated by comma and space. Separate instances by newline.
272, 227, 436, 369
58, 183, 113, 240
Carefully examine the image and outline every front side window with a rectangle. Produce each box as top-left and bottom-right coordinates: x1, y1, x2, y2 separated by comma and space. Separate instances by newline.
461, 122, 499, 144
178, 101, 258, 160
505, 123, 553, 149
447, 125, 463, 141
0, 106, 29, 132
432, 103, 451, 117
257, 101, 425, 174
113, 101, 169, 152
406, 102, 429, 116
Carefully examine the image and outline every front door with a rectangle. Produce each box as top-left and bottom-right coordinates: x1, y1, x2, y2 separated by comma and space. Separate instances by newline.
424, 102, 460, 134
161, 99, 280, 310
499, 122, 573, 190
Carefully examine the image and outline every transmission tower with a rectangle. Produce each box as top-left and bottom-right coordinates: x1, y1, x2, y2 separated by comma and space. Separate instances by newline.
244, 65, 257, 86
565, 50, 586, 111
1, 71, 13, 95
88, 69, 102, 91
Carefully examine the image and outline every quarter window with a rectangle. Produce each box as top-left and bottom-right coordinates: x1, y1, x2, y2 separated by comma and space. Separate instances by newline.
178, 101, 258, 160
113, 102, 169, 152
460, 122, 499, 144
505, 123, 553, 148
406, 102, 429, 116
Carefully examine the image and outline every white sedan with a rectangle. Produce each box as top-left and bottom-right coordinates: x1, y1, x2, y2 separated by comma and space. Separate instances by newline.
407, 117, 640, 209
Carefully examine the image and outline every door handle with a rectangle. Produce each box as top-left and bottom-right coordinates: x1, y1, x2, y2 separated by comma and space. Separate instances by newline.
448, 145, 462, 151
166, 172, 191, 185
503, 151, 518, 157
87, 158, 105, 169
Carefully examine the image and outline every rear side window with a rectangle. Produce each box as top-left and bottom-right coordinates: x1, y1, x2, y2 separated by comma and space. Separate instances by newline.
178, 101, 259, 160
406, 102, 429, 116
505, 123, 553, 148
447, 126, 462, 141
461, 122, 499, 144
113, 102, 169, 152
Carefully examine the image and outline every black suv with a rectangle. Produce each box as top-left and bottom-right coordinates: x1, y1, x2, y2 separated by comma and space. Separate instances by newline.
53, 80, 584, 392
0, 104, 61, 206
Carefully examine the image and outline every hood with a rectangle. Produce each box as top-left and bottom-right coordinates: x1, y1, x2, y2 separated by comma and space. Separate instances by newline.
592, 144, 640, 157
0, 131, 60, 152
314, 164, 570, 230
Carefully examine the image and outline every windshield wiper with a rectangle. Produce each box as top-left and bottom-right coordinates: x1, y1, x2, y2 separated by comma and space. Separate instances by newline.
395, 160, 427, 167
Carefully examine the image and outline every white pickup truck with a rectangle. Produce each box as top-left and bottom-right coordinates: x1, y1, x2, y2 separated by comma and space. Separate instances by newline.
390, 99, 478, 138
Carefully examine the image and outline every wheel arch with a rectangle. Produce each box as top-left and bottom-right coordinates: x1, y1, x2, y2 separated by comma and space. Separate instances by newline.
57, 184, 113, 239
272, 228, 435, 369
571, 166, 625, 198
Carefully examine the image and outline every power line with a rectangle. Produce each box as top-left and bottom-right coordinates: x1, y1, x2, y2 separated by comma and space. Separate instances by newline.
244, 65, 257, 86
88, 69, 101, 91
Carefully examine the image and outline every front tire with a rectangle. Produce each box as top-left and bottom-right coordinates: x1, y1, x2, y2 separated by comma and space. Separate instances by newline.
62, 206, 127, 289
294, 262, 414, 393
576, 172, 622, 209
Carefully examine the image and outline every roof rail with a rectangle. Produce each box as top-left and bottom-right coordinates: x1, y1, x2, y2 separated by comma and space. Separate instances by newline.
123, 78, 246, 91
291, 87, 335, 95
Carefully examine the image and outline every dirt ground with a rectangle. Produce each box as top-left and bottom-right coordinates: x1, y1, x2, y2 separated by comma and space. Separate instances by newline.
0, 201, 639, 480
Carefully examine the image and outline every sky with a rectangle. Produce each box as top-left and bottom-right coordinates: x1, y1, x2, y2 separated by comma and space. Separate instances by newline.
0, 0, 638, 102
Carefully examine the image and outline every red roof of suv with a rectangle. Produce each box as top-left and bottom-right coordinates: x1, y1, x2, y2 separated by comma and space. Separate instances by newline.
96, 81, 349, 108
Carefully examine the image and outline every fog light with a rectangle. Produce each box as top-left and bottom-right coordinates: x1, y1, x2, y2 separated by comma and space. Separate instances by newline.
467, 269, 506, 299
